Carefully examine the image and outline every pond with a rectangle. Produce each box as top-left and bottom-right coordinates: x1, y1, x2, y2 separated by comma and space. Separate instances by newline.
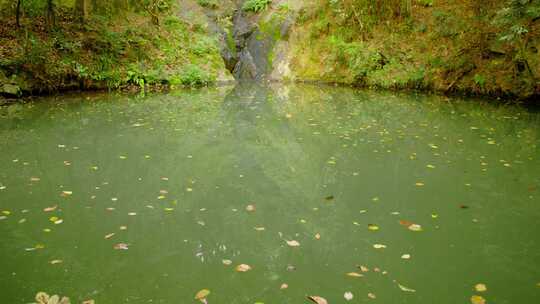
0, 84, 539, 304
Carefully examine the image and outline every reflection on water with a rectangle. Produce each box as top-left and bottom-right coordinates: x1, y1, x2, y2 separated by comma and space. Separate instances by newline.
0, 84, 539, 304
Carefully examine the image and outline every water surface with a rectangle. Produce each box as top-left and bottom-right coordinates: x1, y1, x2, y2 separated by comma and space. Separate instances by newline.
1, 84, 539, 303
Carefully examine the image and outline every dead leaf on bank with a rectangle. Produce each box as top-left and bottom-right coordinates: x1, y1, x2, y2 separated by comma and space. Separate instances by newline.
307, 296, 328, 304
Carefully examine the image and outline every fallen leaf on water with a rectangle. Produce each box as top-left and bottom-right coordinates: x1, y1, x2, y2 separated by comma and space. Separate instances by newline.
346, 272, 364, 277
315, 233, 321, 240
30, 177, 41, 182
373, 244, 387, 249
408, 224, 423, 232
470, 295, 486, 304
54, 219, 63, 225
50, 259, 63, 265
236, 264, 252, 272
254, 227, 265, 231
401, 254, 411, 259
344, 292, 353, 301
35, 292, 50, 304
246, 205, 256, 212
286, 240, 300, 247
119, 226, 127, 230
114, 243, 129, 250
105, 233, 115, 239
367, 293, 376, 299
307, 296, 328, 304
222, 259, 232, 266
368, 224, 379, 231
475, 284, 487, 292
358, 265, 369, 272
61, 191, 72, 197
44, 205, 58, 212
398, 283, 416, 292
280, 283, 288, 289
194, 289, 210, 301
399, 220, 414, 227
415, 182, 425, 187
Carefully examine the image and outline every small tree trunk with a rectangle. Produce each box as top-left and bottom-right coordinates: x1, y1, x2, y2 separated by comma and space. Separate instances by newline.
76, 0, 90, 24
16, 0, 21, 28
46, 0, 55, 30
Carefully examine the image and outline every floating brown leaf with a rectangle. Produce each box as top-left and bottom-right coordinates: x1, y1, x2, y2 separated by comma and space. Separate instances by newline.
307, 296, 328, 304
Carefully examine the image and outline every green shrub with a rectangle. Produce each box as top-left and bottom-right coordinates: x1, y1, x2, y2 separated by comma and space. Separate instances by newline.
242, 0, 272, 13
417, 0, 434, 7
196, 0, 219, 8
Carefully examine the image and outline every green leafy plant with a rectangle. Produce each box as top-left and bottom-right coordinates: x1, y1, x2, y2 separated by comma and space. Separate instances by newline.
242, 0, 272, 13
172, 65, 214, 86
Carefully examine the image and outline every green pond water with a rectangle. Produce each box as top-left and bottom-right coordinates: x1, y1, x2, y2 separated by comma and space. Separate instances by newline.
0, 84, 539, 304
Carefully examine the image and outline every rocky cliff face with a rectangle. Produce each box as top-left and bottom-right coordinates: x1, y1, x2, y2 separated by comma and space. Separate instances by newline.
191, 0, 299, 82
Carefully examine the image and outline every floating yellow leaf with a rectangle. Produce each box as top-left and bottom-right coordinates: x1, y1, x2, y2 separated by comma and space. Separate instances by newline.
398, 283, 416, 292
280, 283, 288, 289
222, 259, 232, 266
194, 289, 210, 301
367, 224, 379, 231
246, 204, 256, 212
346, 272, 364, 277
475, 284, 487, 292
315, 233, 321, 240
470, 295, 486, 304
373, 244, 387, 249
